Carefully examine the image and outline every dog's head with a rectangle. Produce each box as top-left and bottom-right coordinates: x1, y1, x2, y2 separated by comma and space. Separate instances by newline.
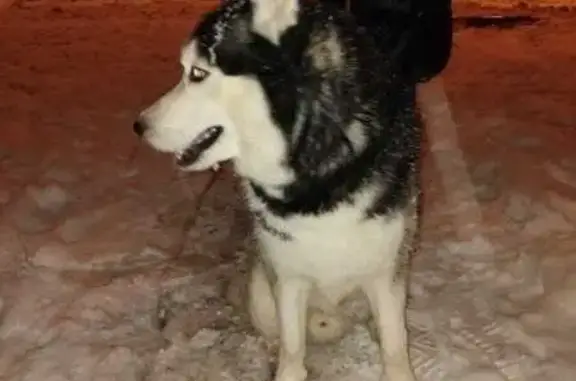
134, 0, 300, 173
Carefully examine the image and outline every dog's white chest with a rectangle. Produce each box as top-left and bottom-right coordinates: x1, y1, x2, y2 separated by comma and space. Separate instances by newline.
246, 188, 406, 290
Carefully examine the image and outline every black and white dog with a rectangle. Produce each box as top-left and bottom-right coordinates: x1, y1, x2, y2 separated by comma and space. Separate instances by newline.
134, 1, 423, 380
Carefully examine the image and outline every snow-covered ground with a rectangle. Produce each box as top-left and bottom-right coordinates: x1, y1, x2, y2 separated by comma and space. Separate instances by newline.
1, 2, 576, 380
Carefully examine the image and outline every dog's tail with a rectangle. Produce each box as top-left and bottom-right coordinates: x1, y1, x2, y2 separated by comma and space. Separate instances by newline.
248, 261, 349, 344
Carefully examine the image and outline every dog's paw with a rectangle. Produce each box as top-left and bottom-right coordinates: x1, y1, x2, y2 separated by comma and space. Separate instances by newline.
248, 261, 279, 340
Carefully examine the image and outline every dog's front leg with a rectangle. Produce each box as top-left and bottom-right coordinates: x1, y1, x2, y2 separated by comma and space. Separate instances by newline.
274, 277, 311, 381
363, 276, 416, 381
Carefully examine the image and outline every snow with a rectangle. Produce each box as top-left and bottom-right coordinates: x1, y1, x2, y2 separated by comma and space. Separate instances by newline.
8, 184, 71, 234
1, 1, 576, 381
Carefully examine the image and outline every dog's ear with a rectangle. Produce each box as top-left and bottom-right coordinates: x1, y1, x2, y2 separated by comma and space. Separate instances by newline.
251, 0, 298, 44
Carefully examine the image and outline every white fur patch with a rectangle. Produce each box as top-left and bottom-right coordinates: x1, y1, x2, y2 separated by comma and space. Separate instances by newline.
223, 76, 295, 188
251, 0, 298, 44
246, 183, 406, 294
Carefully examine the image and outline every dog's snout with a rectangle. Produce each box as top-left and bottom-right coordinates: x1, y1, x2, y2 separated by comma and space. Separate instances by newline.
133, 119, 148, 137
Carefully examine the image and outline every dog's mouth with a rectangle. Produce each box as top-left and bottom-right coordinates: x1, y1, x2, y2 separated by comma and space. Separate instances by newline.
175, 125, 223, 168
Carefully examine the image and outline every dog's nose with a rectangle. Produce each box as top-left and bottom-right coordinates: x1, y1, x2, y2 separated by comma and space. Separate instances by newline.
133, 120, 148, 137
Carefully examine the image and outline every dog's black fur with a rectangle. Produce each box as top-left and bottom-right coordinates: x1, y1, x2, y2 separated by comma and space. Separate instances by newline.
193, 0, 421, 218
324, 0, 453, 83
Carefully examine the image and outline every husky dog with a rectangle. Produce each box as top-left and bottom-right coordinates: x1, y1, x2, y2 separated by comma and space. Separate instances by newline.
134, 0, 421, 380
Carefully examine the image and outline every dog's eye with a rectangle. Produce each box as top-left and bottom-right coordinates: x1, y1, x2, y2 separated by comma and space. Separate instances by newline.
189, 66, 209, 83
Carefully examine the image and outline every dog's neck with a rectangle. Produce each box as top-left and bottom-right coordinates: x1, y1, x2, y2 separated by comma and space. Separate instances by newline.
232, 149, 293, 201
227, 100, 296, 192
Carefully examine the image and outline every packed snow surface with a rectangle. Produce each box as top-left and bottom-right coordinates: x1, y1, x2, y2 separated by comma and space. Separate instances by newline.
1, 2, 576, 380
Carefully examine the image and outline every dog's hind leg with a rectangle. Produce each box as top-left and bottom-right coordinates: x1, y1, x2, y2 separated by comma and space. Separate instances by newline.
362, 273, 416, 381
249, 260, 348, 345
249, 260, 279, 340
274, 277, 312, 381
